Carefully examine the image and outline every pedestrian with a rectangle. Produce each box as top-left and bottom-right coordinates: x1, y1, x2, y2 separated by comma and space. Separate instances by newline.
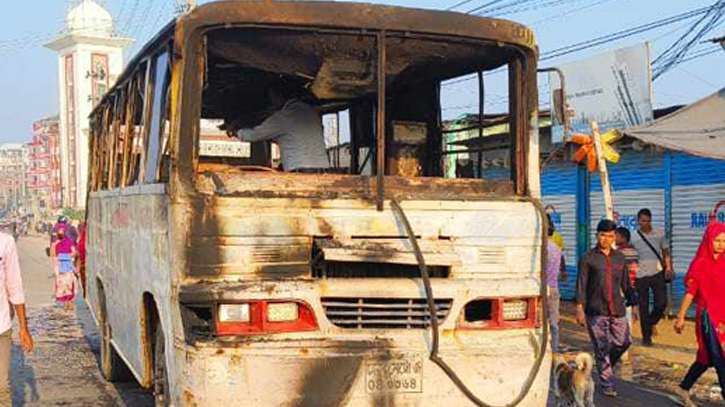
576, 219, 636, 397
50, 225, 77, 310
616, 227, 640, 323
0, 229, 35, 406
616, 227, 638, 288
50, 216, 77, 245
76, 221, 87, 299
631, 208, 673, 346
547, 215, 567, 353
673, 221, 725, 407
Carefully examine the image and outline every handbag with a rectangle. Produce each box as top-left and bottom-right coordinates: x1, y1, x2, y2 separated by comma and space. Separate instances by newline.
636, 230, 673, 283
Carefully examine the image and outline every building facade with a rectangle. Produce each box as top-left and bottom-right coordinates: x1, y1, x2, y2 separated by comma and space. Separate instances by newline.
0, 144, 29, 218
29, 117, 62, 218
45, 0, 133, 209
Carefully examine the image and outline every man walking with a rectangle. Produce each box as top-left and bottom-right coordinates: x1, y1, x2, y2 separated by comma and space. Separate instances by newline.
576, 219, 636, 397
631, 208, 672, 346
0, 229, 34, 406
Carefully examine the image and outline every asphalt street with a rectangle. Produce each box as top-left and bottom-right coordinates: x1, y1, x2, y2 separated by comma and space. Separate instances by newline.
11, 235, 153, 407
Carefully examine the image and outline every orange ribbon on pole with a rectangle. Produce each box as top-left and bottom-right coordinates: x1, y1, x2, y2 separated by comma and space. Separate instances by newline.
569, 129, 622, 172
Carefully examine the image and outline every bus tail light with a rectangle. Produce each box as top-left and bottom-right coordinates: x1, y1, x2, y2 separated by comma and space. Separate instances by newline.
216, 300, 317, 336
458, 297, 538, 330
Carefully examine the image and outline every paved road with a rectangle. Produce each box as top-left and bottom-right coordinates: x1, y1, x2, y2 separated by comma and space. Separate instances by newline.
12, 235, 153, 407
9, 234, 719, 407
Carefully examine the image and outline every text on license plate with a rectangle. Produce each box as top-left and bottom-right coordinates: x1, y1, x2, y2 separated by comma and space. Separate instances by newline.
365, 356, 423, 394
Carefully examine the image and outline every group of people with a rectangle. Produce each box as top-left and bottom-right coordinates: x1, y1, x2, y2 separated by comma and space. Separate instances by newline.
48, 216, 87, 310
546, 207, 725, 405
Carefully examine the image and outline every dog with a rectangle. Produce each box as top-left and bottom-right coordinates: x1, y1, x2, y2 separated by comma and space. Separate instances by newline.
553, 352, 595, 407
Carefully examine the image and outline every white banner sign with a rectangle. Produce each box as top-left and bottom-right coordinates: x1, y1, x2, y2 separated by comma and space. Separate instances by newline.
550, 43, 654, 142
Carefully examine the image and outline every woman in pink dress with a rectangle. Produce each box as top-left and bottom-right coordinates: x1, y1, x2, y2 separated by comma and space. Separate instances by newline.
50, 225, 77, 309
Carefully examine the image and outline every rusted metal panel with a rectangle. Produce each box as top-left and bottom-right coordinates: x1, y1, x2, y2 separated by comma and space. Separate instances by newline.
184, 198, 541, 281
195, 172, 515, 201
317, 238, 461, 267
174, 341, 549, 406
86, 184, 174, 387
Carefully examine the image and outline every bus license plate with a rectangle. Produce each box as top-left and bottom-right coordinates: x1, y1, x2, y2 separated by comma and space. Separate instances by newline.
365, 356, 423, 394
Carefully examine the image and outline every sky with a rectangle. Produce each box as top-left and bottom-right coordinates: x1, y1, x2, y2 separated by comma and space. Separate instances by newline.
0, 0, 723, 143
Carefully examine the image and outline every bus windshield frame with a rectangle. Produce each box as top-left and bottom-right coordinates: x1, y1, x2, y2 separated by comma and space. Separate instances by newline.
170, 4, 538, 204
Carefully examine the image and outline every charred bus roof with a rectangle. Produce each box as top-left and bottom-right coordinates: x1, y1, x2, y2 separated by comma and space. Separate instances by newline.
183, 1, 537, 50
92, 1, 537, 118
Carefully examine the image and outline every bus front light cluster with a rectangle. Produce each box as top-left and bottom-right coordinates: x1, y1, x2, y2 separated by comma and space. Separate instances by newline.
458, 297, 538, 330
216, 300, 317, 336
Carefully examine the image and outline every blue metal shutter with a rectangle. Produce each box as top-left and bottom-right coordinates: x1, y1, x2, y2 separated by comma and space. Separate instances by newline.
671, 153, 725, 310
589, 150, 665, 242
541, 162, 578, 299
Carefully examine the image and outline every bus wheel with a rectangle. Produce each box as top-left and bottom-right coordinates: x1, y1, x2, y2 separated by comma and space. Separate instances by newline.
154, 328, 170, 407
99, 293, 132, 381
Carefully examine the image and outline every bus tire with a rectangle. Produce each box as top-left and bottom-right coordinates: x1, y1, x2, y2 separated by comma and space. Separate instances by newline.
99, 291, 132, 382
154, 327, 170, 407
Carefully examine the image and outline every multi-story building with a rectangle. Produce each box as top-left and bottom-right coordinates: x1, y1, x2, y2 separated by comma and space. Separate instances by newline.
45, 0, 133, 209
28, 117, 61, 218
0, 144, 28, 217
47, 119, 62, 210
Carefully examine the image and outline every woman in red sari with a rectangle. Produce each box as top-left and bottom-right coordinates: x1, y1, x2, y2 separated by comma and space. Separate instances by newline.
674, 221, 725, 407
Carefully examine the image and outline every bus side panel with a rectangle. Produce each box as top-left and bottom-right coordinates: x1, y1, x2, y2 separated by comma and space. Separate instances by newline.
87, 185, 173, 385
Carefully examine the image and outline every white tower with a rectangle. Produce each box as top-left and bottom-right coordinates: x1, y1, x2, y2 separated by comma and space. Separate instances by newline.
45, 0, 134, 209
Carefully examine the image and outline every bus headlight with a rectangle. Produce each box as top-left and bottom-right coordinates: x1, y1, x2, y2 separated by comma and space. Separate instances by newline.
218, 304, 251, 322
502, 300, 528, 321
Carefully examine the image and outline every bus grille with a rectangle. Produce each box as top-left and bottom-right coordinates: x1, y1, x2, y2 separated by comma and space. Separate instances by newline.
321, 297, 453, 329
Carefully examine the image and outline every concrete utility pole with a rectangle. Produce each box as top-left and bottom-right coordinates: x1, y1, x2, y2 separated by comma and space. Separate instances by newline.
591, 121, 614, 221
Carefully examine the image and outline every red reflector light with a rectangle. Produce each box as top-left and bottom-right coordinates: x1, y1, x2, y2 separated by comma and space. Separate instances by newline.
216, 300, 317, 336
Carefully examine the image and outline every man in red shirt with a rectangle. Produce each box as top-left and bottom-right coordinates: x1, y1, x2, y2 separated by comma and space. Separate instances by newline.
576, 219, 637, 397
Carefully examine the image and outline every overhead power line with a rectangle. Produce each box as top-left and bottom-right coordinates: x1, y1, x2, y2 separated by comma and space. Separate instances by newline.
467, 0, 511, 15
446, 0, 478, 11
540, 5, 715, 61
443, 4, 718, 87
529, 0, 615, 27
652, 0, 725, 79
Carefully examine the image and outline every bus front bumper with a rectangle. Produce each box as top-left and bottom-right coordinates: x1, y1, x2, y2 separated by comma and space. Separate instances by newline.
172, 335, 551, 407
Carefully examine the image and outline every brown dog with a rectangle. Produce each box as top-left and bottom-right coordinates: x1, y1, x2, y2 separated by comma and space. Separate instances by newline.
553, 352, 595, 407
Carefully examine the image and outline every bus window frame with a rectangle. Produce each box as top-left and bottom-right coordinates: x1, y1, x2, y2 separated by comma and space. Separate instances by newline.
174, 23, 536, 198
144, 48, 173, 185
108, 89, 125, 189
120, 74, 141, 187
100, 102, 114, 191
